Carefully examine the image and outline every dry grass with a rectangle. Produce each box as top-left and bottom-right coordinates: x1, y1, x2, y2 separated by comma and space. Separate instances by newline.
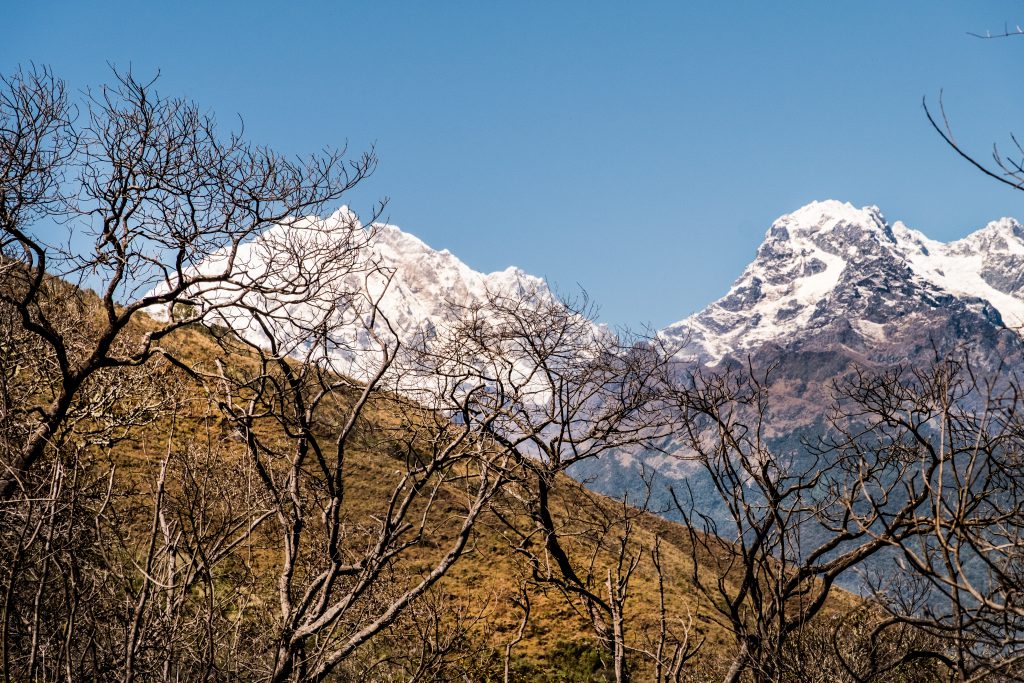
20, 289, 862, 679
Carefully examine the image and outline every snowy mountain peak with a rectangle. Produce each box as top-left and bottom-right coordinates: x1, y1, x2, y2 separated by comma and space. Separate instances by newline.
773, 200, 885, 237
953, 217, 1024, 255
369, 221, 544, 291
765, 200, 896, 254
662, 201, 1024, 363
979, 216, 1023, 236
166, 208, 560, 373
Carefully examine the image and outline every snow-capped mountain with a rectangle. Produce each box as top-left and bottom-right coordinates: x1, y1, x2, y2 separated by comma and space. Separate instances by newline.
173, 199, 1024, 383
364, 219, 554, 345
162, 208, 567, 376
166, 199, 1024, 503
660, 200, 1024, 367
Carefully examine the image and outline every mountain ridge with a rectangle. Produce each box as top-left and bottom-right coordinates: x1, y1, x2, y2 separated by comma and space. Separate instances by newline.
661, 199, 1024, 365
167, 198, 1024, 391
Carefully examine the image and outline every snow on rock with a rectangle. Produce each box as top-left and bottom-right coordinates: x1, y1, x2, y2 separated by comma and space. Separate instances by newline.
363, 220, 551, 351
662, 200, 1024, 363
149, 207, 571, 384
906, 218, 1024, 329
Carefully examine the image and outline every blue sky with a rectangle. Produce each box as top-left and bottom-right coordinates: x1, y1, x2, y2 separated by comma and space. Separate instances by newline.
7, 1, 1024, 329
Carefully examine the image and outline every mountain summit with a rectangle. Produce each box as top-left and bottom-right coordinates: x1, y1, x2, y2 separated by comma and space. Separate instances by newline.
166, 208, 560, 370
660, 200, 1024, 365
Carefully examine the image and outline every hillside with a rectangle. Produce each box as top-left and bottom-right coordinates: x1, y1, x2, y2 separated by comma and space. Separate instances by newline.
144, 316, 751, 681
4, 58, 1018, 682
0, 268, 742, 681
2, 263, 920, 682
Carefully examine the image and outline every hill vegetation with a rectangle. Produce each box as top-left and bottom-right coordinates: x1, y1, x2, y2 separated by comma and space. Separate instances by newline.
0, 272, 929, 682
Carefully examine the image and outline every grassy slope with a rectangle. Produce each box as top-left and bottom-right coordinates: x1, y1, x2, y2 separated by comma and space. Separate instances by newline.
25, 280, 855, 679
138, 319, 745, 676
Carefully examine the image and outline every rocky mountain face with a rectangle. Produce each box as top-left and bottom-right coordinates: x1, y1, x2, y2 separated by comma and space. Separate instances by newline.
655, 201, 1024, 436
663, 200, 1024, 364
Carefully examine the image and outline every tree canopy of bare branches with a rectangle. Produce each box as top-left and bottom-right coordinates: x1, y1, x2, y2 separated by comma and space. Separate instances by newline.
0, 63, 377, 501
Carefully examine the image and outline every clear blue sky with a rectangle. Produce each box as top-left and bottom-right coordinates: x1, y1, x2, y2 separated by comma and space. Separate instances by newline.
7, 1, 1024, 329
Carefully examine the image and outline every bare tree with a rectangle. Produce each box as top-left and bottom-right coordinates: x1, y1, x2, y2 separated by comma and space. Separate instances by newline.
503, 581, 531, 683
663, 361, 938, 683
922, 14, 1024, 196
967, 22, 1024, 39
0, 64, 400, 681
404, 287, 671, 682
826, 355, 1024, 681
0, 64, 376, 501
640, 534, 704, 683
0, 321, 272, 681
776, 605, 950, 683
187, 221, 513, 681
923, 94, 1024, 196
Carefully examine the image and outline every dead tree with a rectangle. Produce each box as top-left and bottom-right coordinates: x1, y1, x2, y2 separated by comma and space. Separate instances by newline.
195, 223, 512, 681
0, 315, 272, 681
0, 64, 376, 501
0, 64, 383, 681
663, 362, 935, 683
403, 287, 670, 682
828, 355, 1024, 681
640, 534, 704, 683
